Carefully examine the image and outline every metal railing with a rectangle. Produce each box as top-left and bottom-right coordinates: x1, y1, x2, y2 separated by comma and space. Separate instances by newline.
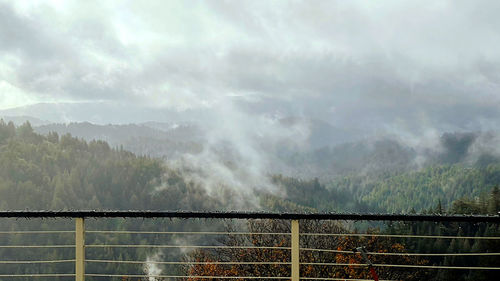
0, 211, 499, 280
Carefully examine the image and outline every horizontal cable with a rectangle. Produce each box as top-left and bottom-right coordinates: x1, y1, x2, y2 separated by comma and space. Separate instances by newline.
87, 275, 391, 281
87, 274, 290, 279
0, 259, 75, 264
0, 274, 75, 277
302, 233, 500, 240
300, 277, 393, 281
367, 252, 500, 257
300, 248, 500, 256
302, 262, 369, 266
87, 230, 289, 235
0, 231, 74, 234
301, 247, 352, 254
0, 245, 74, 248
87, 259, 290, 265
301, 262, 500, 270
374, 264, 500, 270
86, 244, 290, 249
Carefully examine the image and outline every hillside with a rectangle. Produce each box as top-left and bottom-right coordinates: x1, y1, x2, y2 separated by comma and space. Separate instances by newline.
0, 120, 221, 211
1, 120, 500, 281
3, 119, 500, 215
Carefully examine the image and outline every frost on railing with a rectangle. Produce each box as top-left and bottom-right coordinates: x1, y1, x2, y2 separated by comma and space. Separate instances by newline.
0, 212, 499, 280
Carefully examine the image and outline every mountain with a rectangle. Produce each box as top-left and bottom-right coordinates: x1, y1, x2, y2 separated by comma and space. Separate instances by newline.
0, 115, 51, 126
0, 102, 205, 124
4, 120, 500, 214
34, 122, 203, 158
0, 102, 364, 147
2, 121, 498, 281
279, 116, 364, 149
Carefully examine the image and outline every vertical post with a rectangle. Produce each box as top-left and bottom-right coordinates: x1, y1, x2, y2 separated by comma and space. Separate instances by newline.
75, 218, 85, 281
291, 219, 299, 281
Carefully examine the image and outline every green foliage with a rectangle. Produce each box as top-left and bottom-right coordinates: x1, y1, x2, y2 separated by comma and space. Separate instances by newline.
386, 188, 500, 281
0, 122, 231, 280
0, 125, 161, 210
1, 121, 500, 279
451, 186, 500, 215
324, 164, 500, 213
0, 119, 15, 144
265, 175, 371, 212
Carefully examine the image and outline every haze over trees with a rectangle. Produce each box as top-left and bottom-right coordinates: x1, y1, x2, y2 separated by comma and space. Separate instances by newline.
2, 1, 500, 279
1, 117, 500, 280
3, 119, 500, 213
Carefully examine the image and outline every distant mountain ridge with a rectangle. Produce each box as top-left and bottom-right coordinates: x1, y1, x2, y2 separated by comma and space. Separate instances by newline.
34, 122, 204, 158
0, 102, 210, 124
0, 115, 51, 126
6, 114, 500, 182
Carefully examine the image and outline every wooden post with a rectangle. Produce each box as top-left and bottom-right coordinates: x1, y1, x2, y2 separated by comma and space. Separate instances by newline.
75, 218, 85, 281
291, 220, 299, 281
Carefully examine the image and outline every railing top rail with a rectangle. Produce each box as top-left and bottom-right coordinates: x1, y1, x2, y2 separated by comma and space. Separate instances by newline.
0, 211, 499, 222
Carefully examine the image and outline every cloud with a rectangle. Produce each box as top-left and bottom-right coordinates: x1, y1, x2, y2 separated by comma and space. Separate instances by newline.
0, 0, 499, 134
3, 0, 500, 205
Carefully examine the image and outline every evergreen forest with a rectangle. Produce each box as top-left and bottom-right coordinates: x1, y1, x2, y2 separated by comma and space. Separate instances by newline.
0, 120, 499, 280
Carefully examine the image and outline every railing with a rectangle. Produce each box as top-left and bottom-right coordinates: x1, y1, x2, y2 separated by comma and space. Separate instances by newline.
0, 211, 499, 280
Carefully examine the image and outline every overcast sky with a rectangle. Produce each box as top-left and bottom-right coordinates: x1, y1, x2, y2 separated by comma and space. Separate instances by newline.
1, 0, 500, 133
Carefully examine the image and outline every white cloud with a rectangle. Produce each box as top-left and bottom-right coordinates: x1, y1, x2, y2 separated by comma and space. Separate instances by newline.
0, 0, 499, 132
0, 80, 39, 110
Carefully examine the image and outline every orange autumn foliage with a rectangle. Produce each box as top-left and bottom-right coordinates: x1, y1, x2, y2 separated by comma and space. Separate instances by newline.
184, 220, 430, 281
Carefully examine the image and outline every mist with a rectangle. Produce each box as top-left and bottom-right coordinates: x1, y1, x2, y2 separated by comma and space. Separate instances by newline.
3, 3, 500, 280
2, 0, 500, 202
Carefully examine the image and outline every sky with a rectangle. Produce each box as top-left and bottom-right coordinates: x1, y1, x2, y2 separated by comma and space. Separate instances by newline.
1, 0, 500, 134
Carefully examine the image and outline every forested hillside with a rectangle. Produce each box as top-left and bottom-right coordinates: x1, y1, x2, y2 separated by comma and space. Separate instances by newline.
318, 164, 500, 213
3, 120, 500, 214
2, 1, 500, 279
0, 120, 221, 211
385, 188, 500, 281
1, 121, 500, 280
34, 122, 203, 159
0, 120, 237, 279
263, 165, 500, 214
